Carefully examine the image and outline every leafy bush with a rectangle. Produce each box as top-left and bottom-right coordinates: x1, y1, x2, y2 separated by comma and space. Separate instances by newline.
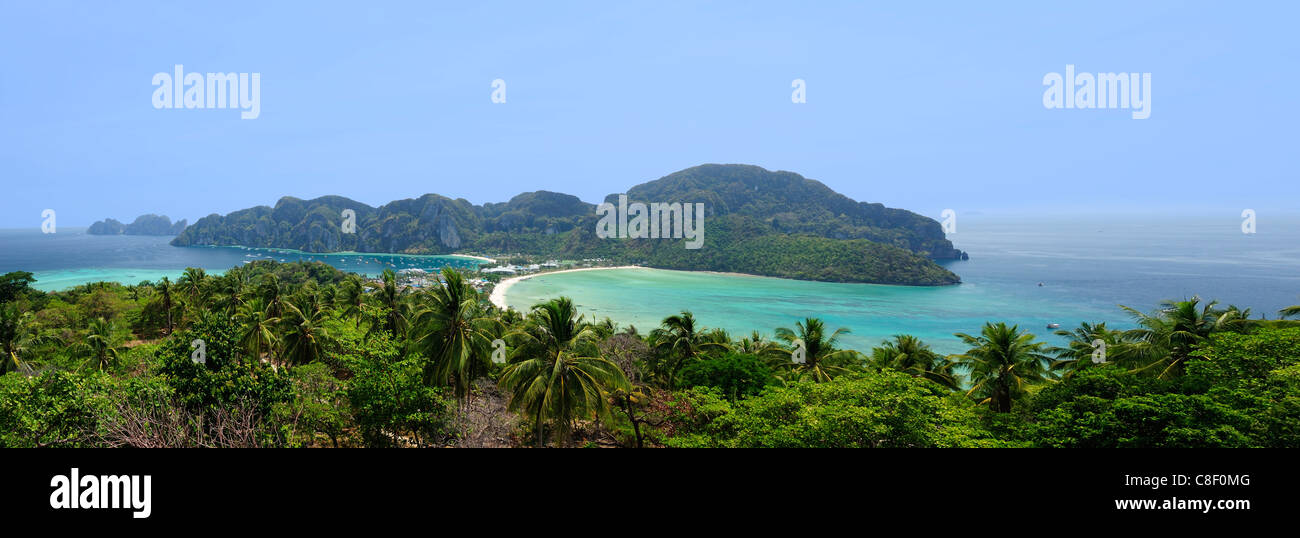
677, 352, 774, 400
0, 370, 103, 447
341, 333, 455, 447
666, 371, 1004, 448
155, 312, 291, 419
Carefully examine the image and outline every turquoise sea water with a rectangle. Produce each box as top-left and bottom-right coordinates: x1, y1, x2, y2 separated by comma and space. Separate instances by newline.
504, 214, 1300, 354
3, 215, 1297, 355
0, 228, 484, 291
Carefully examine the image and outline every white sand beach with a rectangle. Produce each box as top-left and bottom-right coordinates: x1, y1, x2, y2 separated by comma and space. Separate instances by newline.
454, 254, 497, 263
489, 265, 642, 309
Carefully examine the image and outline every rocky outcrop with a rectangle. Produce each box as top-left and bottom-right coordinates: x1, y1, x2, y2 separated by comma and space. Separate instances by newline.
88, 214, 187, 236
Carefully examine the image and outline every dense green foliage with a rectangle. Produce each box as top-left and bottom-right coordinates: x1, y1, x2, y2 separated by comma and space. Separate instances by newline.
665, 373, 1006, 448
2, 261, 1297, 448
677, 352, 775, 400
171, 165, 963, 285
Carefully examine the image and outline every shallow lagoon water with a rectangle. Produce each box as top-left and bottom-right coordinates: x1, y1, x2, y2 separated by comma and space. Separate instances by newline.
504, 214, 1300, 354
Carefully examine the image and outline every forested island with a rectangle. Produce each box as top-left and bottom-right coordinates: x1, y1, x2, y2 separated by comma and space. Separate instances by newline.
171, 165, 965, 285
88, 214, 187, 236
2, 261, 1298, 448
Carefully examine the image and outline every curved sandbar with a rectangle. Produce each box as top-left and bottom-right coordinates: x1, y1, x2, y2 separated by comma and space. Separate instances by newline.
453, 254, 497, 263
489, 266, 642, 309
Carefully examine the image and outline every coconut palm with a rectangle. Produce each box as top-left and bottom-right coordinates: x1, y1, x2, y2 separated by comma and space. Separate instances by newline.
870, 334, 959, 390
214, 272, 252, 315
258, 274, 284, 319
411, 267, 497, 403
1047, 322, 1126, 376
773, 317, 861, 383
951, 322, 1053, 412
648, 311, 728, 387
498, 297, 630, 447
279, 302, 331, 367
1281, 303, 1300, 319
369, 269, 407, 337
1118, 296, 1235, 379
0, 304, 49, 375
335, 274, 367, 328
77, 317, 123, 373
156, 276, 176, 334
178, 267, 209, 305
1217, 304, 1256, 332
497, 306, 524, 326
592, 317, 618, 339
701, 328, 732, 349
235, 298, 280, 362
293, 281, 325, 318
735, 330, 787, 360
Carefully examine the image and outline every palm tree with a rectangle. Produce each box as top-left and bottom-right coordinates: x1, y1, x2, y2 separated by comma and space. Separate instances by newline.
411, 268, 497, 403
279, 302, 330, 367
235, 298, 280, 363
77, 317, 123, 373
735, 330, 786, 360
498, 297, 630, 446
369, 269, 406, 337
1048, 322, 1125, 376
592, 317, 618, 339
0, 304, 49, 375
870, 334, 959, 390
336, 274, 367, 327
496, 306, 523, 327
649, 311, 727, 387
1280, 303, 1300, 319
701, 328, 732, 348
293, 281, 325, 318
214, 272, 252, 315
951, 322, 1052, 413
1118, 296, 1235, 379
156, 277, 176, 334
258, 274, 284, 319
1217, 304, 1256, 332
773, 317, 861, 383
178, 267, 209, 305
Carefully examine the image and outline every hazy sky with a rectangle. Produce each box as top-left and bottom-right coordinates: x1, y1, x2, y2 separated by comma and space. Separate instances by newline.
2, 1, 1295, 227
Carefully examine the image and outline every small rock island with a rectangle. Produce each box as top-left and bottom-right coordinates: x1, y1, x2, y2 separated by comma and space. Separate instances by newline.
87, 214, 188, 236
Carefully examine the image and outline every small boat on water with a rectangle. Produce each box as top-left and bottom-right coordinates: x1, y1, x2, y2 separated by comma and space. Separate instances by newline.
1046, 323, 1061, 329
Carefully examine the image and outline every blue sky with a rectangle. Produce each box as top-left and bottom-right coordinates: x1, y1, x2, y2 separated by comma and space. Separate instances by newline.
1, 1, 1295, 227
